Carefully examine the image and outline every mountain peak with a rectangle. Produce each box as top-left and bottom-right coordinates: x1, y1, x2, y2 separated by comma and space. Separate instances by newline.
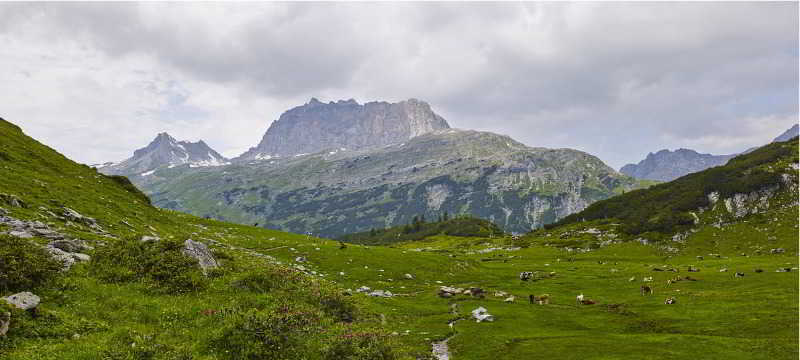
237, 98, 450, 161
100, 133, 229, 176
774, 124, 799, 142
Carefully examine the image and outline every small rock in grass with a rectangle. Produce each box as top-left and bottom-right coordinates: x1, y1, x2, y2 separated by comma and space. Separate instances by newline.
3, 292, 40, 310
471, 307, 494, 322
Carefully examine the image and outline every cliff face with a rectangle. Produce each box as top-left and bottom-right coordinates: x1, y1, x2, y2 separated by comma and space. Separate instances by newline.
237, 98, 450, 160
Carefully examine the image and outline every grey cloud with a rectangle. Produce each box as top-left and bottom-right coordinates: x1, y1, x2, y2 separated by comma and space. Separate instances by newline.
0, 2, 796, 168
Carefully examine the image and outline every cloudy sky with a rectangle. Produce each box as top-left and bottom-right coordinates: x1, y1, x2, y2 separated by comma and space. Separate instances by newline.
1, 2, 797, 169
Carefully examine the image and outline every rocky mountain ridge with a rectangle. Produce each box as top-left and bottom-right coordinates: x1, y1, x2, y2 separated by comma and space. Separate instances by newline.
620, 149, 735, 182
100, 132, 229, 176
621, 124, 799, 181
236, 98, 450, 161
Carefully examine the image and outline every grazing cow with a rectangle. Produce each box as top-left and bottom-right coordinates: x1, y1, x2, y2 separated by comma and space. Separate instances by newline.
643, 276, 653, 282
734, 272, 745, 278
519, 272, 534, 281
576, 294, 584, 304
536, 294, 550, 305
664, 297, 676, 305
469, 287, 486, 298
641, 285, 653, 295
754, 269, 764, 273
580, 299, 596, 305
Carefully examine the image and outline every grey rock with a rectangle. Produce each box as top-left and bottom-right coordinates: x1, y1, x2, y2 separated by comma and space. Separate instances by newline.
471, 307, 494, 322
70, 253, 91, 262
8, 230, 33, 239
3, 292, 40, 310
45, 247, 77, 271
237, 98, 450, 160
182, 239, 219, 274
368, 290, 393, 297
49, 239, 91, 253
62, 208, 97, 226
100, 133, 229, 176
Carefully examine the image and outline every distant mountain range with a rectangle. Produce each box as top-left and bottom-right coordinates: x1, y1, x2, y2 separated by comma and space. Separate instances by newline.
101, 98, 644, 236
99, 132, 229, 176
620, 124, 798, 182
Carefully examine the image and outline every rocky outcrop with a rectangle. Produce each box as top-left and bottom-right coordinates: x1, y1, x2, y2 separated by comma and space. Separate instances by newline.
100, 133, 229, 176
182, 239, 219, 274
237, 98, 450, 160
620, 149, 735, 182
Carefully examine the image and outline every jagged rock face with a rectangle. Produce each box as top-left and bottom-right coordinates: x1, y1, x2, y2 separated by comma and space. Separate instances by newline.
774, 124, 799, 142
620, 149, 734, 182
138, 129, 641, 237
100, 133, 229, 176
237, 98, 450, 160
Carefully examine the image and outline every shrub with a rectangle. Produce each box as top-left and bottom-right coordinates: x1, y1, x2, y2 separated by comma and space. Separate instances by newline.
231, 271, 282, 293
207, 302, 321, 360
313, 283, 358, 323
322, 332, 395, 360
91, 237, 206, 294
100, 329, 193, 360
0, 235, 62, 293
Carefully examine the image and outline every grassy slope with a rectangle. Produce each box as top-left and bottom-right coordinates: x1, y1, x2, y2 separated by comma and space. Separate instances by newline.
1, 118, 797, 359
0, 119, 400, 359
551, 138, 799, 236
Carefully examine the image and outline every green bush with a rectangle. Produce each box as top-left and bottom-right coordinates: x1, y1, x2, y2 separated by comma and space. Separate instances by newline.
100, 329, 193, 360
207, 302, 321, 360
313, 283, 358, 323
91, 237, 206, 294
0, 235, 63, 293
338, 216, 505, 245
231, 271, 283, 293
321, 332, 395, 360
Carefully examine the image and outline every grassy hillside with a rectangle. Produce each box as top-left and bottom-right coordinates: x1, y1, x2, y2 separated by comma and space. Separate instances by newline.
1, 117, 797, 360
549, 137, 799, 236
337, 216, 505, 245
0, 119, 400, 359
